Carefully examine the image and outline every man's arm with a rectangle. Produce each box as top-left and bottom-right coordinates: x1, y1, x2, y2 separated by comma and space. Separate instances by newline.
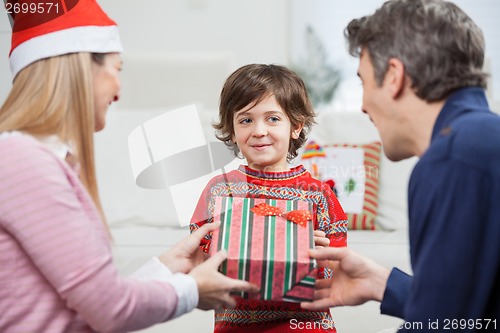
381, 268, 412, 319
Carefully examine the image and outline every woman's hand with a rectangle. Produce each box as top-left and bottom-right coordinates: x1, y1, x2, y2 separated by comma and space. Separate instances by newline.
158, 222, 217, 274
158, 222, 259, 310
190, 250, 259, 311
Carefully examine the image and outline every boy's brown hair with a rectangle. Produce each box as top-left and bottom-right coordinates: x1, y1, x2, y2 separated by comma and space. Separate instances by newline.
214, 64, 316, 162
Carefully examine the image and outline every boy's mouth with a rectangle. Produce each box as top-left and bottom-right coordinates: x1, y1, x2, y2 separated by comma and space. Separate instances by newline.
251, 143, 272, 150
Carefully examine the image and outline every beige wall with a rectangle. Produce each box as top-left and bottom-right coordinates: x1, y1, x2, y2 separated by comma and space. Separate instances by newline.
1, 1, 499, 111
0, 0, 290, 103
98, 0, 290, 67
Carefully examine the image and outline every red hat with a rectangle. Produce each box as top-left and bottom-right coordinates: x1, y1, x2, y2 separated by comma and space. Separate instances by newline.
6, 0, 123, 78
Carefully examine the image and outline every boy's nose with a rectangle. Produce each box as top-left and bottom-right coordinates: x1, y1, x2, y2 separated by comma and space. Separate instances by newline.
252, 122, 268, 137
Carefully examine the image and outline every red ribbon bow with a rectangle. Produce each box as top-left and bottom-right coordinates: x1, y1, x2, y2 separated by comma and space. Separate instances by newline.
250, 203, 312, 227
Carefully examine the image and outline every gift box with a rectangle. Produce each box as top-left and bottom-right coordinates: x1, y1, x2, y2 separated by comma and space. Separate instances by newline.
209, 196, 317, 302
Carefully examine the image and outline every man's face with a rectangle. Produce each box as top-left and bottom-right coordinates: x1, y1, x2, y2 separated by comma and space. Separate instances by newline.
358, 50, 386, 134
358, 49, 410, 161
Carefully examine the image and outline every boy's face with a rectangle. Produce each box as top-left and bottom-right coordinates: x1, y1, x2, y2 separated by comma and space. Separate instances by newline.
232, 94, 301, 172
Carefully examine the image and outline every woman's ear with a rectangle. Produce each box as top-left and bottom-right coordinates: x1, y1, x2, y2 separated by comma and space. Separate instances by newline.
291, 123, 304, 139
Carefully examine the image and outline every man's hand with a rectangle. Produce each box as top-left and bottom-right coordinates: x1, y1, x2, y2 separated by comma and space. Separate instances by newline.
301, 247, 390, 310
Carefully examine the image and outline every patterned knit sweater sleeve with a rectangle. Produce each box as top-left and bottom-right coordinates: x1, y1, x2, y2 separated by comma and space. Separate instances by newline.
311, 177, 348, 248
189, 175, 223, 253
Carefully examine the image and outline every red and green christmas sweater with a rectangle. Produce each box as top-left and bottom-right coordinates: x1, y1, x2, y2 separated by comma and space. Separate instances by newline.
190, 165, 348, 333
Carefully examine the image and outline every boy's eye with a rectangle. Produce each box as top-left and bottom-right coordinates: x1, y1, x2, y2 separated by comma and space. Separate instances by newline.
239, 118, 252, 124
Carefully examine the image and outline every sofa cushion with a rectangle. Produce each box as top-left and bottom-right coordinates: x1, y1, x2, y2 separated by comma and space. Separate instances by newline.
299, 141, 381, 230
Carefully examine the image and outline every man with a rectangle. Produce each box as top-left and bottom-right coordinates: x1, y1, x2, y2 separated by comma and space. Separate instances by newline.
301, 0, 500, 331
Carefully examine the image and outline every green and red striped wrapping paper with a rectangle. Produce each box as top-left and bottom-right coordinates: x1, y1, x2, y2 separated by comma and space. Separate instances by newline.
209, 196, 318, 302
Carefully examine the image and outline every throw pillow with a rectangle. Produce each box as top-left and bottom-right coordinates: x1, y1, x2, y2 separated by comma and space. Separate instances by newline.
299, 141, 382, 230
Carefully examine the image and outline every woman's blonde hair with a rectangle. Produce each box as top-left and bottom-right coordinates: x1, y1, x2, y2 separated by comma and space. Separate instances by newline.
0, 52, 107, 232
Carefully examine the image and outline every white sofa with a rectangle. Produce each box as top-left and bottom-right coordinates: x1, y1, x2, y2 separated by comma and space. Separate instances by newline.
95, 54, 417, 333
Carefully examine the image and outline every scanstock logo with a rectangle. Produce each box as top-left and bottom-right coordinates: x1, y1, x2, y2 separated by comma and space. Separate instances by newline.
128, 104, 238, 226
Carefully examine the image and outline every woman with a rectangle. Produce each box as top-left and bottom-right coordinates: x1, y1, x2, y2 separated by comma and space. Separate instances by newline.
0, 1, 256, 332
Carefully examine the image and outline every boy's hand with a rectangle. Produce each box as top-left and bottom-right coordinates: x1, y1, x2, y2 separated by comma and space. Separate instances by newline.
313, 230, 330, 248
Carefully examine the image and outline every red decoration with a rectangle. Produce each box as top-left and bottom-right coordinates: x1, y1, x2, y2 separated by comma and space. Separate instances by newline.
250, 203, 312, 227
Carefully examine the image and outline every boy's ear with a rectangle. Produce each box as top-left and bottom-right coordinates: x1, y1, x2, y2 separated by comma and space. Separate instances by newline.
291, 123, 304, 139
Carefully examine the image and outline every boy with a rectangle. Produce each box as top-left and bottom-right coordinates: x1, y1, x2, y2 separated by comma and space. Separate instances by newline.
190, 64, 348, 332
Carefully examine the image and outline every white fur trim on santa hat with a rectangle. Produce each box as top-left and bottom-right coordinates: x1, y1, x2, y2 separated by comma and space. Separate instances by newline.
10, 25, 123, 80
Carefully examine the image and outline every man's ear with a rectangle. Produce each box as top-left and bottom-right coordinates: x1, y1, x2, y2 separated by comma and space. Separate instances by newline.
386, 58, 406, 98
292, 123, 304, 139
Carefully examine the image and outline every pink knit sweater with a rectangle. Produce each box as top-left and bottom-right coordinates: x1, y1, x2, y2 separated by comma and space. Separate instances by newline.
0, 134, 178, 332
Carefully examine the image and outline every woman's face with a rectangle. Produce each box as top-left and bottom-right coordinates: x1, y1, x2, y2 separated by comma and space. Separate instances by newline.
92, 53, 122, 132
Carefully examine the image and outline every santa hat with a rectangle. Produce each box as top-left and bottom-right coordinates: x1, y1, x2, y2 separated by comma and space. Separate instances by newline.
6, 0, 123, 79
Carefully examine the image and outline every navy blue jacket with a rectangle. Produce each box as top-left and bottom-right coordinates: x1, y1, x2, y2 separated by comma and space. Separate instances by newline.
380, 87, 500, 332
